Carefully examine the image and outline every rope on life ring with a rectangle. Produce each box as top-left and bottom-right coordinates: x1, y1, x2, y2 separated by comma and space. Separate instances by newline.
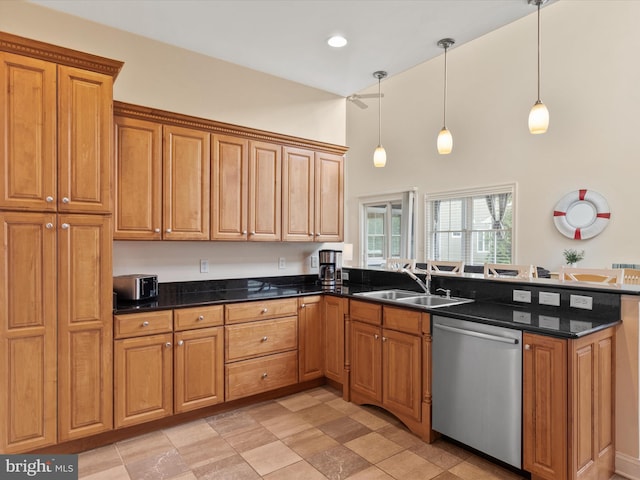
553, 189, 610, 240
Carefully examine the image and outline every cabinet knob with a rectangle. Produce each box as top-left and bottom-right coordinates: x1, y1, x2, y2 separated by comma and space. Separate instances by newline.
198, 315, 204, 321
154, 228, 161, 233
524, 344, 531, 350
165, 342, 172, 348
262, 308, 268, 313
261, 372, 268, 379
142, 321, 149, 327
46, 196, 54, 203
166, 228, 172, 233
250, 231, 256, 235
62, 197, 69, 204
262, 336, 268, 342
301, 303, 306, 309
382, 337, 387, 342
45, 223, 54, 229
242, 230, 247, 235
308, 232, 314, 236
61, 223, 70, 229
177, 340, 184, 346
374, 334, 379, 340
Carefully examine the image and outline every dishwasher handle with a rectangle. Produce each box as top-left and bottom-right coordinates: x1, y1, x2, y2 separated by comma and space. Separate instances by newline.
434, 323, 520, 345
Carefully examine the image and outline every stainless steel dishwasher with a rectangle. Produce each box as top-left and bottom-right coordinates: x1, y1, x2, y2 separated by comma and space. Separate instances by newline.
432, 315, 522, 468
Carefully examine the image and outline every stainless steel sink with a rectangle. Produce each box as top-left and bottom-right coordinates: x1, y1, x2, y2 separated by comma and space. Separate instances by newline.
396, 295, 474, 308
354, 289, 421, 300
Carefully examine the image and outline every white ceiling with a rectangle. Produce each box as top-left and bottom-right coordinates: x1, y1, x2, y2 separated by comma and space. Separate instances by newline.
29, 0, 555, 97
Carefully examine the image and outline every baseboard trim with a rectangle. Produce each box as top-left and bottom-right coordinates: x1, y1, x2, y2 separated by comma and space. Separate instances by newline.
616, 451, 640, 479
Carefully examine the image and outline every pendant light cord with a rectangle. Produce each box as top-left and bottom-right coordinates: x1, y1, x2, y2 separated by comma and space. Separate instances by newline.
378, 76, 382, 145
443, 44, 448, 127
536, 1, 541, 102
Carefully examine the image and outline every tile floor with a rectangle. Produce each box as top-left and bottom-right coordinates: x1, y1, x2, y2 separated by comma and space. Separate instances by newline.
77, 386, 628, 480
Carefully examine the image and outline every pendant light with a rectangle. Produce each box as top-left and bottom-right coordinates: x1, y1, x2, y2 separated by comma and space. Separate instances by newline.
373, 70, 387, 167
528, 0, 549, 134
437, 38, 455, 155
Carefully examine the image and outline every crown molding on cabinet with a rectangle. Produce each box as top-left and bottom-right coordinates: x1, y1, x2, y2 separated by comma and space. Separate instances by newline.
113, 101, 348, 156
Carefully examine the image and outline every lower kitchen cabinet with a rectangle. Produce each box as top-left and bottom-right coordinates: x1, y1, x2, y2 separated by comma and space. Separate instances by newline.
323, 295, 346, 384
349, 300, 427, 438
523, 328, 615, 480
298, 296, 324, 382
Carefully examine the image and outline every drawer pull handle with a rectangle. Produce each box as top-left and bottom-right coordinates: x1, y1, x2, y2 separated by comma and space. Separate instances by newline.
262, 308, 268, 313
261, 372, 268, 379
262, 336, 268, 342
142, 321, 149, 327
177, 340, 184, 346
374, 334, 379, 340
198, 315, 204, 321
165, 342, 172, 348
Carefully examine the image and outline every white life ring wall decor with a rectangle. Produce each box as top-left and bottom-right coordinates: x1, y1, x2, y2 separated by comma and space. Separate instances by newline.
553, 189, 610, 240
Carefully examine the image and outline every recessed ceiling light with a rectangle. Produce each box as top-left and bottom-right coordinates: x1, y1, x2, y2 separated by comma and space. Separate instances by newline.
327, 35, 347, 48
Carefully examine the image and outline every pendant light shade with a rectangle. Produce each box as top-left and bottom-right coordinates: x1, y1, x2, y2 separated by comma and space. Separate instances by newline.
528, 0, 549, 134
437, 38, 455, 155
373, 70, 387, 167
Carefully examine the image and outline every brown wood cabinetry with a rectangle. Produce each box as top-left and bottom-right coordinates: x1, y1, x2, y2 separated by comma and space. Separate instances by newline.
349, 300, 428, 438
323, 296, 346, 384
298, 296, 324, 382
114, 307, 225, 428
224, 298, 298, 401
523, 329, 615, 480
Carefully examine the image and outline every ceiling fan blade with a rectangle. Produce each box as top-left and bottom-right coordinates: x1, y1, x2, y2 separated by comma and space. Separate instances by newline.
348, 96, 368, 109
356, 93, 384, 99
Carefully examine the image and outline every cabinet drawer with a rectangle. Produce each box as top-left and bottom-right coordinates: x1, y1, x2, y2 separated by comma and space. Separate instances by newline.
174, 305, 223, 331
225, 298, 298, 324
350, 300, 382, 325
114, 310, 173, 339
384, 306, 422, 334
226, 316, 297, 362
225, 351, 298, 401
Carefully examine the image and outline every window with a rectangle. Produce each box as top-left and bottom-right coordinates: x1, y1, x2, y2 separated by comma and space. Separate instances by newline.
360, 190, 416, 267
425, 184, 515, 265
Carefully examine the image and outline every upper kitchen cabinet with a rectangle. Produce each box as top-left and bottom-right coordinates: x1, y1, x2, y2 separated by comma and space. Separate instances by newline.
0, 41, 119, 214
282, 147, 344, 242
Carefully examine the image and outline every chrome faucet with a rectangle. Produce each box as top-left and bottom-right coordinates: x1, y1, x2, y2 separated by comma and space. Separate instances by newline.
400, 268, 430, 295
436, 288, 451, 298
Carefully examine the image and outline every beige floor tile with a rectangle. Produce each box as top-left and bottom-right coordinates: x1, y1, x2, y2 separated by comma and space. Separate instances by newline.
163, 419, 219, 449
432, 472, 465, 480
326, 397, 362, 415
282, 427, 340, 458
240, 440, 302, 476
307, 445, 370, 480
124, 449, 189, 480
345, 465, 395, 480
177, 435, 236, 470
297, 403, 345, 427
344, 432, 404, 464
376, 424, 424, 449
306, 386, 341, 402
116, 430, 174, 464
349, 409, 392, 431
80, 464, 130, 480
448, 460, 503, 480
246, 402, 292, 423
261, 412, 313, 439
377, 450, 444, 480
192, 454, 260, 480
410, 442, 465, 470
276, 393, 323, 412
262, 460, 327, 480
318, 416, 372, 444
224, 425, 279, 453
166, 473, 197, 480
78, 444, 123, 477
465, 455, 524, 480
207, 409, 261, 437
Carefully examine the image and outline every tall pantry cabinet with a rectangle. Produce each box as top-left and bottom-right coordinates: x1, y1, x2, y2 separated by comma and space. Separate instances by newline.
0, 33, 122, 453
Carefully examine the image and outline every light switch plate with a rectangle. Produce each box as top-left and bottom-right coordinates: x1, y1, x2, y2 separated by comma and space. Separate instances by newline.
539, 291, 560, 306
278, 257, 286, 269
513, 290, 532, 303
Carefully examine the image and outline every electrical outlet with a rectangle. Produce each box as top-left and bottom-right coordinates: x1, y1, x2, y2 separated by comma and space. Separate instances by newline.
513, 289, 531, 303
310, 255, 318, 268
513, 311, 531, 323
539, 291, 560, 306
570, 294, 593, 310
278, 257, 286, 269
200, 259, 209, 273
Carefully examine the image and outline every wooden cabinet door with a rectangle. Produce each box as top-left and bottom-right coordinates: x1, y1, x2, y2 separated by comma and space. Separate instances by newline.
298, 296, 323, 382
0, 212, 57, 453
248, 141, 281, 241
351, 321, 382, 402
114, 333, 173, 428
523, 332, 568, 480
382, 328, 421, 422
0, 53, 57, 212
174, 327, 224, 413
58, 66, 113, 213
282, 146, 314, 241
57, 214, 113, 441
314, 152, 343, 242
323, 296, 345, 383
211, 134, 248, 240
114, 116, 162, 239
163, 125, 210, 240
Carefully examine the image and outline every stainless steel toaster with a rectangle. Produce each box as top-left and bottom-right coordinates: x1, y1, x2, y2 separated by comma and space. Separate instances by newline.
113, 274, 158, 300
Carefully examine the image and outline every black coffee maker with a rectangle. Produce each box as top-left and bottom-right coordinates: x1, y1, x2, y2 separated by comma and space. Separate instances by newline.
319, 249, 342, 287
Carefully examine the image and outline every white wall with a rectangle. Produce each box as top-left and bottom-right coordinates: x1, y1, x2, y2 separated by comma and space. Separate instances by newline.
345, 0, 640, 272
1, 0, 347, 281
